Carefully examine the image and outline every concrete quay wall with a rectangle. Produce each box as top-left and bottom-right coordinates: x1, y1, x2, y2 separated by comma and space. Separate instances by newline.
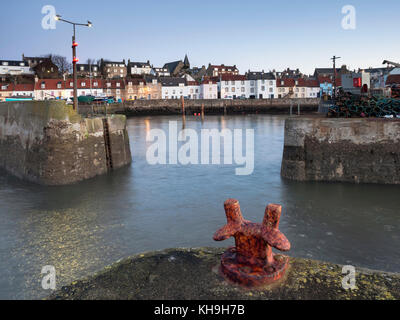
281, 117, 400, 184
0, 101, 132, 185
79, 98, 319, 116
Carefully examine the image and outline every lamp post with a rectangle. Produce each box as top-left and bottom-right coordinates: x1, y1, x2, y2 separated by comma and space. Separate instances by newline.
331, 55, 341, 104
55, 15, 92, 113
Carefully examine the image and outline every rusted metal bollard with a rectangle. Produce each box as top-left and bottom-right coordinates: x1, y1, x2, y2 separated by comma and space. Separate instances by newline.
214, 199, 291, 287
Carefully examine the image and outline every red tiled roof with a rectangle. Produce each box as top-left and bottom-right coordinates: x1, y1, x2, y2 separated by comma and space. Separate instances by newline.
277, 78, 322, 87
220, 74, 247, 81
104, 79, 125, 89
125, 78, 146, 85
65, 79, 103, 89
318, 76, 341, 86
34, 79, 65, 90
0, 83, 13, 91
201, 76, 218, 84
276, 78, 295, 87
386, 75, 400, 85
13, 83, 34, 91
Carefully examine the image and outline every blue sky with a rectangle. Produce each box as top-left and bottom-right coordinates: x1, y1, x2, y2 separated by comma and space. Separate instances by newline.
1, 0, 399, 74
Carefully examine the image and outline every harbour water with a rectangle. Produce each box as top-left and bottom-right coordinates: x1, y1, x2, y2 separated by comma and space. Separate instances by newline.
0, 115, 399, 299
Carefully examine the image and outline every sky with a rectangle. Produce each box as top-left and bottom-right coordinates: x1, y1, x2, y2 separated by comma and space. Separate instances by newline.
1, 0, 399, 74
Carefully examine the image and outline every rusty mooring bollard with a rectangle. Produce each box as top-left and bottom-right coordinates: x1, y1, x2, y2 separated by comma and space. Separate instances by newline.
213, 199, 291, 287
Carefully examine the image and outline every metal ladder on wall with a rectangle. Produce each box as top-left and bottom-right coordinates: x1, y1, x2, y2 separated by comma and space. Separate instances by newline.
102, 118, 113, 171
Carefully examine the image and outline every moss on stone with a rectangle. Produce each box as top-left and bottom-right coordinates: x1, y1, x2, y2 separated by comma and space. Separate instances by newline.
47, 248, 400, 300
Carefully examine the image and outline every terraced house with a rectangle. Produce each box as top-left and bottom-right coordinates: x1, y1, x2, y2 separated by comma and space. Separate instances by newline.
76, 64, 100, 78
218, 74, 248, 99
104, 79, 125, 101
246, 71, 276, 99
100, 59, 127, 79
160, 77, 186, 99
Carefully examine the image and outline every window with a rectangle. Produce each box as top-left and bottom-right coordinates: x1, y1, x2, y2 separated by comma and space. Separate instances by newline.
261, 86, 265, 91
241, 81, 245, 85
107, 83, 111, 87
82, 82, 86, 87
93, 82, 98, 87
231, 81, 235, 85
41, 83, 45, 89
70, 82, 73, 87
231, 87, 235, 92
57, 83, 62, 89
225, 81, 229, 85
117, 83, 120, 87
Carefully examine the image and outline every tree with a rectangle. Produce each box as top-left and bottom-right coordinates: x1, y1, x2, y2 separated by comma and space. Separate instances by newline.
43, 54, 72, 74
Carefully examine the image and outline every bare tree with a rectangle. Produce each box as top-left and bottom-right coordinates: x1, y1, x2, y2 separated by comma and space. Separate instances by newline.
43, 54, 72, 74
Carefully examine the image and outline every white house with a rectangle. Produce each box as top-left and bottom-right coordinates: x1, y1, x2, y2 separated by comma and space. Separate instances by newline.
160, 77, 186, 99
34, 79, 67, 100
200, 78, 218, 99
128, 60, 153, 75
12, 83, 35, 98
185, 81, 201, 99
218, 75, 249, 99
65, 79, 104, 97
0, 60, 33, 76
246, 71, 277, 99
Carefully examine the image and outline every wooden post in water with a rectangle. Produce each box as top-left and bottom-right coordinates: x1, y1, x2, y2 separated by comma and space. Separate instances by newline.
290, 103, 293, 116
201, 103, 205, 123
181, 96, 186, 129
298, 103, 301, 116
181, 96, 185, 115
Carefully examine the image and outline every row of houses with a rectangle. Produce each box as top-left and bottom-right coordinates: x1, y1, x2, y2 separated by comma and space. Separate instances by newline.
0, 72, 324, 102
2, 53, 400, 102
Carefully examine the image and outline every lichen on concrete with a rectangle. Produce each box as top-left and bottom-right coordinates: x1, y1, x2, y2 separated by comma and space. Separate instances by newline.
47, 248, 400, 300
0, 101, 132, 185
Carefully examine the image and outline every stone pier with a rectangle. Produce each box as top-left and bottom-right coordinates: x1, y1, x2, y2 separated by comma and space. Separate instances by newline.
0, 101, 132, 185
281, 117, 400, 184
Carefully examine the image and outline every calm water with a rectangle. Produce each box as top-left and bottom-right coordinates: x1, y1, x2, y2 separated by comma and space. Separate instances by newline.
0, 115, 399, 299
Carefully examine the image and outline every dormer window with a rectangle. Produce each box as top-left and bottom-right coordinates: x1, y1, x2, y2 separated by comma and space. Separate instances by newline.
57, 83, 62, 89
82, 82, 86, 87
41, 83, 45, 89
107, 83, 111, 87
70, 82, 73, 87
117, 83, 121, 87
93, 82, 98, 87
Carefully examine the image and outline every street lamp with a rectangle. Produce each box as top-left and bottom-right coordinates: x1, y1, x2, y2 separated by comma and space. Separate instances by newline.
55, 14, 92, 113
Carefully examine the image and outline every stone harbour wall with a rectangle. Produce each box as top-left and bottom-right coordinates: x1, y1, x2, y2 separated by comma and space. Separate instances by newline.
281, 117, 400, 184
0, 101, 132, 185
79, 98, 319, 116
